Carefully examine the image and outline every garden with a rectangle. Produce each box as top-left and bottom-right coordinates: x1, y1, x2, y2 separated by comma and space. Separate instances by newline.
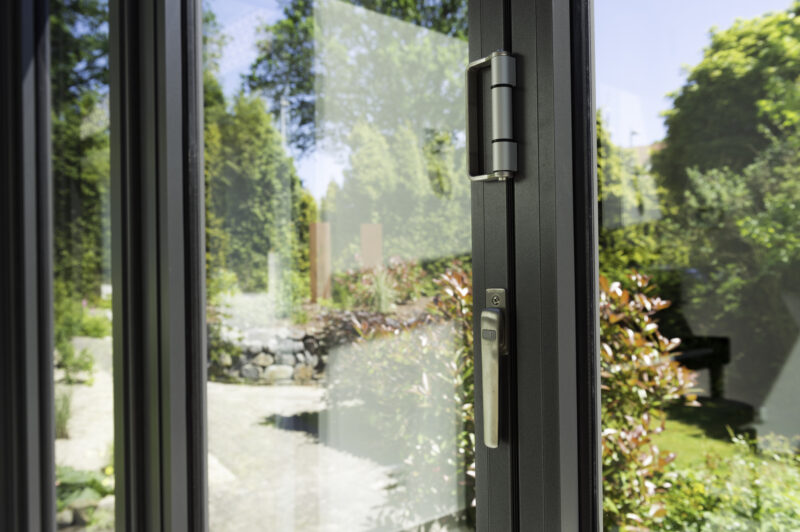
50, 0, 800, 529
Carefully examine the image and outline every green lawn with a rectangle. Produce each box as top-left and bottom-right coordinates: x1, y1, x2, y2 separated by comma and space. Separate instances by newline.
653, 398, 755, 469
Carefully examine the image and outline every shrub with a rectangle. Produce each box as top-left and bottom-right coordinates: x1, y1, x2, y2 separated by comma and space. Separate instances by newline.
55, 390, 72, 439
54, 280, 101, 383
331, 257, 431, 312
661, 433, 800, 530
55, 465, 114, 513
600, 271, 699, 529
322, 260, 475, 527
79, 312, 112, 338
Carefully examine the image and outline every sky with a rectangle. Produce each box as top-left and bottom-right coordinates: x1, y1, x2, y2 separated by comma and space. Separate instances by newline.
595, 0, 793, 146
208, 0, 795, 191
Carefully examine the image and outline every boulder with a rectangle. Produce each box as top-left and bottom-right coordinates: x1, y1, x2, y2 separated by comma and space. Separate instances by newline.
252, 353, 274, 367
265, 364, 294, 383
56, 509, 74, 526
276, 353, 296, 367
242, 339, 264, 355
97, 495, 115, 512
275, 338, 304, 355
302, 335, 320, 353
293, 364, 314, 383
240, 364, 260, 381
306, 353, 320, 369
218, 352, 233, 367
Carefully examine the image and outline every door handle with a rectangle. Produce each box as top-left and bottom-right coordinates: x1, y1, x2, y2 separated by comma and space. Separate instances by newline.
481, 289, 508, 449
466, 50, 517, 182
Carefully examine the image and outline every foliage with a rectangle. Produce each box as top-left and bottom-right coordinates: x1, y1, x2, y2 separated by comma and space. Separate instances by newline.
55, 390, 73, 439
660, 433, 800, 531
600, 272, 699, 529
50, 0, 110, 392
203, 11, 316, 339
247, 0, 467, 152
653, 1, 800, 202
51, 0, 110, 302
596, 114, 683, 284
321, 123, 470, 272
331, 257, 428, 311
322, 260, 475, 527
54, 281, 96, 383
55, 465, 114, 512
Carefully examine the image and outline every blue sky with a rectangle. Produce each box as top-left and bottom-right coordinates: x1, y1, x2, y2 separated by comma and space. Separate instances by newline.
596, 0, 793, 146
208, 0, 795, 190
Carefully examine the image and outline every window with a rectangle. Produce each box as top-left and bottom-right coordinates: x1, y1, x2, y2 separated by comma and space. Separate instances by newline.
598, 2, 800, 529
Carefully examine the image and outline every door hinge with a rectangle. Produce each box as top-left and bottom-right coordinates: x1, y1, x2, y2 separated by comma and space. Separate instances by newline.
466, 50, 517, 182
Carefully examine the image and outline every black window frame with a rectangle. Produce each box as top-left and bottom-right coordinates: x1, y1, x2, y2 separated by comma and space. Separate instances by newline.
109, 0, 207, 529
0, 0, 56, 528
0, 0, 600, 530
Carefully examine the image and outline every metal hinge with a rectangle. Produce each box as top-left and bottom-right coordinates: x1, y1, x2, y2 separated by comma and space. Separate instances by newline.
466, 50, 517, 182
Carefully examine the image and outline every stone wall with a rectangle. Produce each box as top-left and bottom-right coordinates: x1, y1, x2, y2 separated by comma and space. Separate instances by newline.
210, 332, 327, 384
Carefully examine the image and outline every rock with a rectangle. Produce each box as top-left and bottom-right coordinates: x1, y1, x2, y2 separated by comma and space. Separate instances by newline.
306, 354, 320, 369
74, 508, 92, 526
252, 353, 274, 367
276, 353, 296, 366
266, 337, 280, 352
295, 351, 306, 364
56, 508, 74, 526
303, 335, 319, 353
218, 352, 233, 367
275, 338, 304, 355
240, 364, 260, 380
264, 364, 294, 383
243, 339, 264, 355
293, 364, 314, 384
97, 495, 115, 512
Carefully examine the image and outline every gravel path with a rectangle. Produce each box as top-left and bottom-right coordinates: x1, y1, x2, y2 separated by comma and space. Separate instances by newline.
54, 335, 468, 531
207, 383, 393, 531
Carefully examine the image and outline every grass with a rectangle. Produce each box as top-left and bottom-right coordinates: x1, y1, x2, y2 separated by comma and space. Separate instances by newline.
653, 398, 756, 469
55, 389, 72, 439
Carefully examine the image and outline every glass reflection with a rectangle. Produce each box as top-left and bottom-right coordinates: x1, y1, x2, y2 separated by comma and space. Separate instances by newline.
203, 1, 473, 529
51, 0, 115, 529
597, 1, 800, 529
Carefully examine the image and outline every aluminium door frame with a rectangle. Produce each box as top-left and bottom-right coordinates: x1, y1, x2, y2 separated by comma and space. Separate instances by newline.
109, 0, 207, 529
470, 0, 600, 530
0, 0, 599, 529
0, 0, 55, 529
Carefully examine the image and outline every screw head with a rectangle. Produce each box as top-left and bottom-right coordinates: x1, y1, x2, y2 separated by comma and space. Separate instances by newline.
491, 295, 501, 306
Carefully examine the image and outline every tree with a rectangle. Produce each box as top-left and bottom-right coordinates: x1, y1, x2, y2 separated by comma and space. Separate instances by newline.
246, 0, 467, 152
653, 2, 800, 202
51, 0, 110, 300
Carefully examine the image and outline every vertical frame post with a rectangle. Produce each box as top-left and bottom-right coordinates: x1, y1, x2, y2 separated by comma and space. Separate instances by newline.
109, 0, 207, 529
511, 0, 600, 529
0, 0, 55, 530
469, 0, 519, 530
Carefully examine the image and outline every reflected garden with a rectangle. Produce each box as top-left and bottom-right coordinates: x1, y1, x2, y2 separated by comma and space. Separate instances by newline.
49, 0, 800, 529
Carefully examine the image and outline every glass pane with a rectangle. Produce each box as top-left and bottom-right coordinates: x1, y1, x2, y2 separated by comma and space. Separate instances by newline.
51, 0, 115, 529
597, 1, 800, 529
203, 0, 474, 530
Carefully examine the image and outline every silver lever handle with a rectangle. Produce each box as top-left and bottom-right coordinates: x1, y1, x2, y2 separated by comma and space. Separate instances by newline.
481, 289, 508, 449
466, 51, 517, 182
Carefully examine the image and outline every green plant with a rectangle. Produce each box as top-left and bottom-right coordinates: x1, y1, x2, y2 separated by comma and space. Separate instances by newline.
322, 260, 475, 528
79, 311, 112, 337
55, 465, 114, 513
600, 272, 699, 529
660, 432, 800, 530
55, 390, 72, 439
369, 268, 396, 314
54, 280, 100, 383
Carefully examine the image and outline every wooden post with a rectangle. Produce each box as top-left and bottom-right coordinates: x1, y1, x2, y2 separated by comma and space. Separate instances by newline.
360, 223, 383, 270
310, 222, 332, 302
